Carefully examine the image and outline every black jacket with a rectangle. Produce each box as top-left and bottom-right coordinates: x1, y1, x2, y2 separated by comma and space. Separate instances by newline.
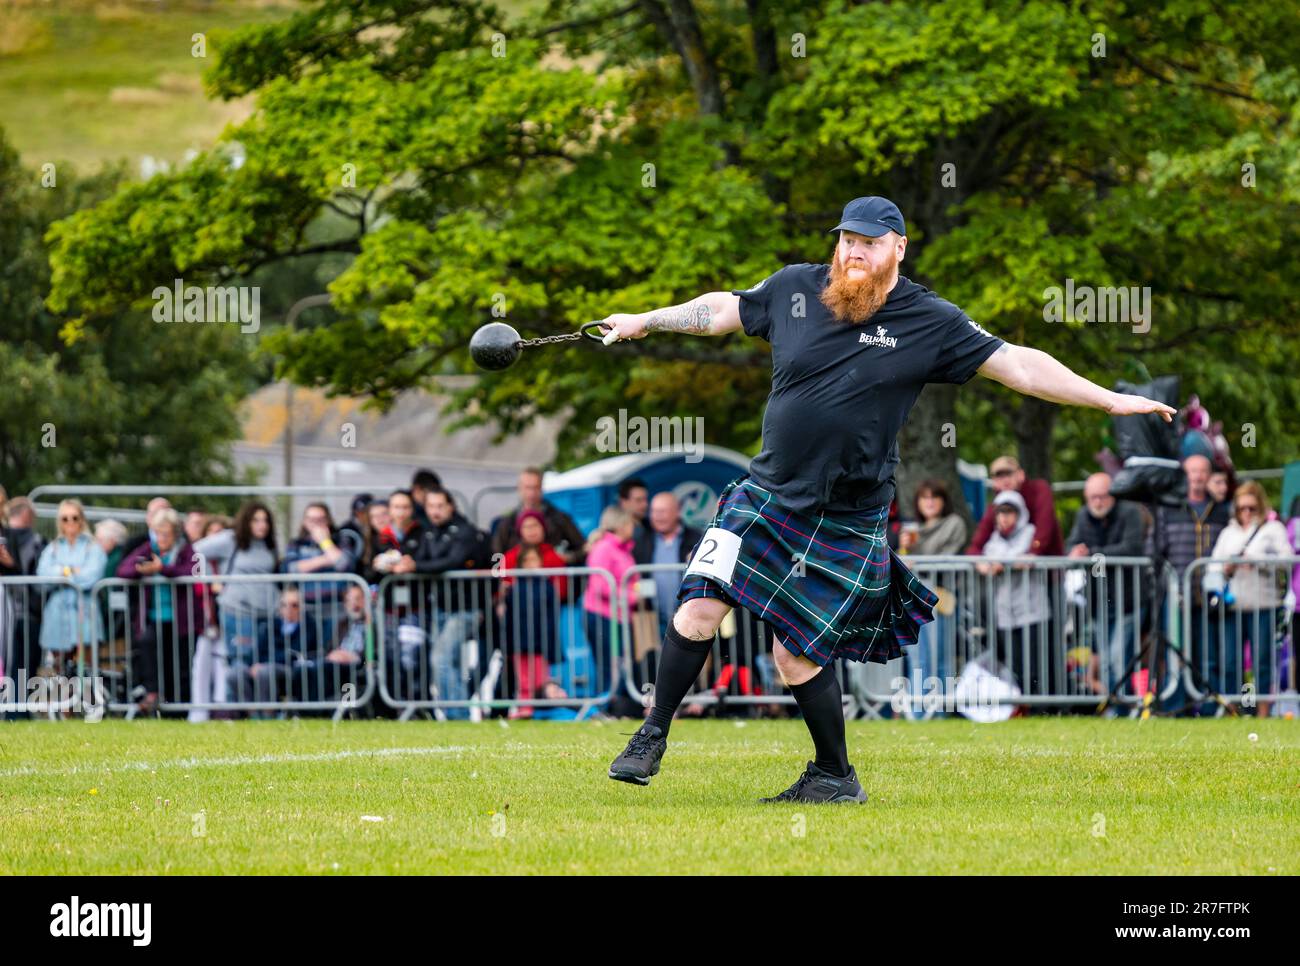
336, 520, 369, 566
1146, 499, 1231, 576
1066, 501, 1146, 614
1066, 502, 1146, 558
414, 513, 490, 611
4, 527, 45, 576
414, 512, 487, 574
502, 575, 562, 665
0, 525, 23, 578
2, 527, 46, 619
633, 524, 702, 566
364, 521, 427, 586
260, 618, 321, 665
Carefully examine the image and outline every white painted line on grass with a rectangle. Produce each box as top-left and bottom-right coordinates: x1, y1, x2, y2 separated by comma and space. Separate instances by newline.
0, 745, 470, 778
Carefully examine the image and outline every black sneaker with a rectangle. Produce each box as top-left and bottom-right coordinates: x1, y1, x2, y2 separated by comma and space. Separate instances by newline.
608, 724, 667, 785
759, 761, 868, 804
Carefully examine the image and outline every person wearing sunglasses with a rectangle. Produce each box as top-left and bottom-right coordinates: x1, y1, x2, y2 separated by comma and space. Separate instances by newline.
35, 500, 107, 673
1204, 481, 1290, 716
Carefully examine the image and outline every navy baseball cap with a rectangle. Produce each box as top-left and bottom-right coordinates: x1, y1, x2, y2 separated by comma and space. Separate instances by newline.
829, 196, 906, 238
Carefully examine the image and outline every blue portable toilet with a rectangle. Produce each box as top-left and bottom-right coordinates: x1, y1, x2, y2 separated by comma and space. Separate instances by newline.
544, 448, 991, 535
1281, 460, 1300, 520
957, 457, 989, 521
539, 447, 751, 715
542, 446, 753, 538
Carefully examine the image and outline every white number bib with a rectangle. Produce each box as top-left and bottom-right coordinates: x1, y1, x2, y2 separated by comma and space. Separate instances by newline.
684, 527, 742, 585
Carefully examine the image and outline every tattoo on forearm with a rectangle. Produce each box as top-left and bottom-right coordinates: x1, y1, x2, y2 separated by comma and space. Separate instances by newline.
646, 300, 712, 334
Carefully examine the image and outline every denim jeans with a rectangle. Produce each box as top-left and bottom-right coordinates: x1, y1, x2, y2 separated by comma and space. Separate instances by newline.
1156, 604, 1221, 714
432, 610, 475, 720
584, 609, 617, 697
382, 615, 426, 703
1222, 607, 1280, 700
1093, 611, 1138, 694
296, 657, 361, 703
221, 612, 270, 705
301, 601, 336, 658
906, 613, 951, 714
221, 612, 268, 667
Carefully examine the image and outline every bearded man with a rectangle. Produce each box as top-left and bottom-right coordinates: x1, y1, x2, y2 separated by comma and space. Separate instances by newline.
597, 196, 1173, 803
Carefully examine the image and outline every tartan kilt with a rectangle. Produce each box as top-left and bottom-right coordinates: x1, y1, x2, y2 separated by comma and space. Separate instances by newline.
677, 475, 937, 667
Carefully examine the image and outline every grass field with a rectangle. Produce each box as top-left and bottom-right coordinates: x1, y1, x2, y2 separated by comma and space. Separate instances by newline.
3, 717, 1297, 874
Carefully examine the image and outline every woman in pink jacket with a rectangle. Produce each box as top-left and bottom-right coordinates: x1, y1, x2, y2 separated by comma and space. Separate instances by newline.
583, 506, 639, 695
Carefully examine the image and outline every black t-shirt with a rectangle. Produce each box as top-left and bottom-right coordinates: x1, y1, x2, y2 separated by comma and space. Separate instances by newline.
733, 263, 1004, 515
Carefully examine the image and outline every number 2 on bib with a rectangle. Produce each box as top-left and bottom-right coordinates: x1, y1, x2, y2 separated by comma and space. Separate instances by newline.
685, 527, 742, 585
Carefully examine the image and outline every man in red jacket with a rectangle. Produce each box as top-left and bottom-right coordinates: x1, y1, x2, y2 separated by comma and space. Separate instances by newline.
966, 456, 1063, 556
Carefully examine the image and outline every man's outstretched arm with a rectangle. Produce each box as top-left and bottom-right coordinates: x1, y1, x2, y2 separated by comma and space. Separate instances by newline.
978, 343, 1176, 421
597, 292, 743, 343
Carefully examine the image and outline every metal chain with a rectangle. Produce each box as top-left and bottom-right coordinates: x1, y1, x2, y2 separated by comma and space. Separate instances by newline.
516, 322, 609, 348
515, 331, 585, 348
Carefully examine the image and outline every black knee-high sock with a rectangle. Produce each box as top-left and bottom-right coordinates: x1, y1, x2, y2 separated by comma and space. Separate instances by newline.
644, 624, 712, 737
789, 664, 850, 777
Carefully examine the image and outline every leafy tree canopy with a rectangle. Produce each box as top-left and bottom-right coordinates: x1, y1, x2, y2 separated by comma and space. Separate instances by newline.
43, 0, 1300, 495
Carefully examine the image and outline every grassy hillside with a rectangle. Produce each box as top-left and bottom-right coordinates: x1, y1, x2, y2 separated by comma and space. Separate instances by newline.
0, 0, 294, 172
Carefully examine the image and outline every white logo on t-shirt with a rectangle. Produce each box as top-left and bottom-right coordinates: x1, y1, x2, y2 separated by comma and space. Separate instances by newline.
858, 325, 898, 349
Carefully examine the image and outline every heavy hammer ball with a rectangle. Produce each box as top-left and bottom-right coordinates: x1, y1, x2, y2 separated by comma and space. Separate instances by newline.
469, 322, 522, 371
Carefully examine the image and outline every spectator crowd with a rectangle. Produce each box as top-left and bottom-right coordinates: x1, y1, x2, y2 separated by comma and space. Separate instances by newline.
1, 433, 1297, 722
0, 468, 710, 721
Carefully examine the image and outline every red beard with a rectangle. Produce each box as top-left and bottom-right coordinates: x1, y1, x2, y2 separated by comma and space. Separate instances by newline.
819, 249, 897, 323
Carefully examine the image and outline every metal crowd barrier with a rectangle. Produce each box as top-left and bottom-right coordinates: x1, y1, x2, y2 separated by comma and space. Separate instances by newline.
374, 567, 621, 719
617, 559, 987, 717
961, 554, 1154, 710
0, 576, 101, 716
1180, 554, 1300, 711
90, 572, 376, 719
618, 556, 1166, 717
7, 552, 1295, 720
878, 555, 1176, 714
618, 562, 780, 713
849, 557, 983, 719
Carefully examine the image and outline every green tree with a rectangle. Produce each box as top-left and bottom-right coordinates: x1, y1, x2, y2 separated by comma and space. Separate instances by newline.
0, 132, 260, 495
44, 0, 1300, 512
